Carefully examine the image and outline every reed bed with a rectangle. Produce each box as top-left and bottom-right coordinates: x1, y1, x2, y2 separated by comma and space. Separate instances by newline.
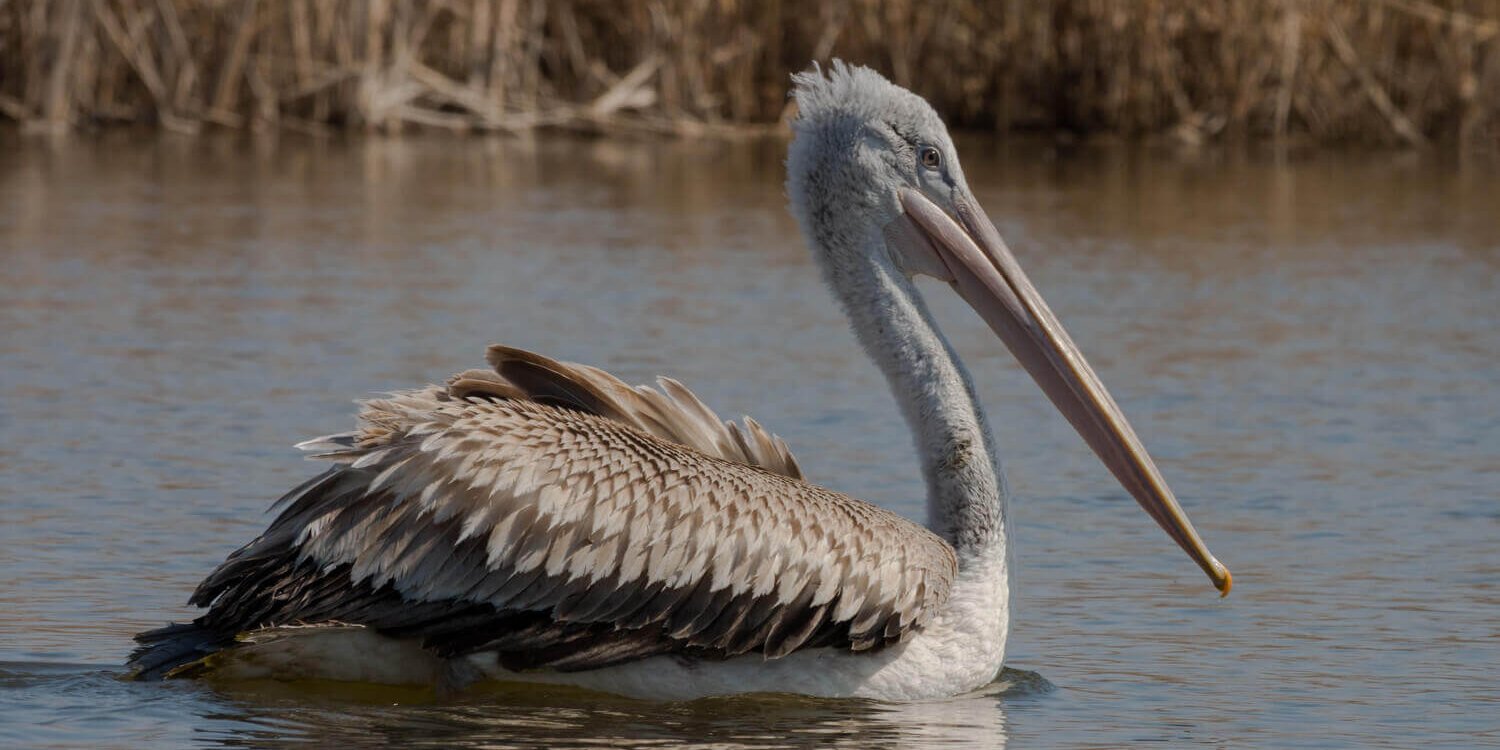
2, 0, 1497, 145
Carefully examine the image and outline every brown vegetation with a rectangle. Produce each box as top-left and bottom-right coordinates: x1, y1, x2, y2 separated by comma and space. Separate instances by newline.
2, 1, 1498, 146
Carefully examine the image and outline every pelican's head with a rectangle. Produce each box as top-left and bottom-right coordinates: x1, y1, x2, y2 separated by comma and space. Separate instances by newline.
786, 62, 1231, 596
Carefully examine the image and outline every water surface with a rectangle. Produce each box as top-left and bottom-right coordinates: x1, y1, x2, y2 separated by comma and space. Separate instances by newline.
1, 133, 1497, 748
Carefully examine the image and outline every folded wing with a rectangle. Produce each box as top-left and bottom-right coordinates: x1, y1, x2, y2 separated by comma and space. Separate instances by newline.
146, 346, 957, 675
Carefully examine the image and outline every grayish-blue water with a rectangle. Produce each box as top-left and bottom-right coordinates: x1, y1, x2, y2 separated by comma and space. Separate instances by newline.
1, 133, 1497, 748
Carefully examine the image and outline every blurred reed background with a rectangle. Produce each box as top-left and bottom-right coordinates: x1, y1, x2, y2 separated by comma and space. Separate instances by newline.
2, 0, 1498, 146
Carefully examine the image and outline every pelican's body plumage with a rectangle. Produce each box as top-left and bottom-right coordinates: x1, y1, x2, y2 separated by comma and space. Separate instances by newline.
130, 63, 1227, 700
131, 348, 1006, 699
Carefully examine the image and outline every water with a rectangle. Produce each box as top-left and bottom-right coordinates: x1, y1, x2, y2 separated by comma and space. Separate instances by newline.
1, 132, 1496, 748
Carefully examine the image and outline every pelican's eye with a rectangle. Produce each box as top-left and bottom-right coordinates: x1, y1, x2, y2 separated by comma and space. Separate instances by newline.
919, 146, 942, 170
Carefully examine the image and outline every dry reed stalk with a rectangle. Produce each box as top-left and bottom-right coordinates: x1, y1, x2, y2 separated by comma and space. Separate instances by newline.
0, 0, 1495, 146
1326, 16, 1429, 147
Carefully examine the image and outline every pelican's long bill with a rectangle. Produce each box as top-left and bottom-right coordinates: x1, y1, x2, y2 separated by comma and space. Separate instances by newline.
893, 188, 1232, 596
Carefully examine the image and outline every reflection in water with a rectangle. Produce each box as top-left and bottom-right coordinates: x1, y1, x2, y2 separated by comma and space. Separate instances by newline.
0, 661, 1038, 749
195, 678, 1022, 749
0, 133, 1496, 748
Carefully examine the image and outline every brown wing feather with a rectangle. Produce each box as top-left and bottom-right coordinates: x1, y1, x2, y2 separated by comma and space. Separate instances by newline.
477, 345, 804, 480
140, 345, 955, 676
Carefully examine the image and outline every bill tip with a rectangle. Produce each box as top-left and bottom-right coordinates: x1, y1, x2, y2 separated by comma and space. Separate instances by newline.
1214, 562, 1233, 597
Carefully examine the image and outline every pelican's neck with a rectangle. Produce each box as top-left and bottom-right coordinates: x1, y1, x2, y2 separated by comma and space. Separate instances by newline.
824, 252, 1009, 563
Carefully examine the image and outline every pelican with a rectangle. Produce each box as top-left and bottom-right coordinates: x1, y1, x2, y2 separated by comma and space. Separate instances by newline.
129, 62, 1230, 701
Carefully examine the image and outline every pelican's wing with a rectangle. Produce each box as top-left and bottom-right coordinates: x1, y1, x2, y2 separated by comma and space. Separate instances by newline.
302, 346, 804, 481
164, 346, 955, 675
483, 345, 805, 480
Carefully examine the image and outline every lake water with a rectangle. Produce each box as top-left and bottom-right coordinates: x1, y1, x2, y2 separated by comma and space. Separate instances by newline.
1, 132, 1496, 748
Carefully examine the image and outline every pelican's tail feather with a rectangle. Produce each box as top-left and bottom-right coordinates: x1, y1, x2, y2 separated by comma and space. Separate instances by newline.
127, 622, 231, 681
